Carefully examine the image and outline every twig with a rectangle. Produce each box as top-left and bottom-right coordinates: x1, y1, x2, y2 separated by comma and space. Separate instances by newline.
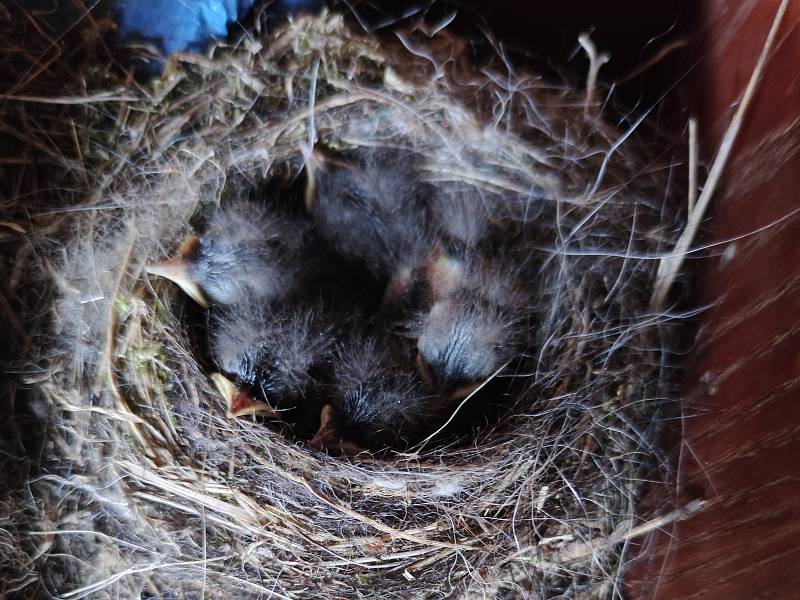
301, 56, 321, 160
578, 34, 610, 118
554, 499, 706, 563
94, 228, 157, 455
0, 90, 138, 104
651, 0, 790, 309
688, 117, 699, 214
618, 38, 689, 84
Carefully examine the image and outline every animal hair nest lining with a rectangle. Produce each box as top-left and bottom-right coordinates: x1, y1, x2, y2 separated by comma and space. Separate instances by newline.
3, 10, 687, 599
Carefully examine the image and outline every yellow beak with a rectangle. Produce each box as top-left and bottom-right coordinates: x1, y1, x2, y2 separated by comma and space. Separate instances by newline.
145, 235, 210, 308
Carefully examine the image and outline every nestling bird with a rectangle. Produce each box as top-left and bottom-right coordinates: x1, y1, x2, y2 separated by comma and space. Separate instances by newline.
310, 333, 429, 452
146, 199, 306, 308
210, 297, 333, 415
304, 147, 436, 305
422, 186, 496, 302
415, 249, 531, 394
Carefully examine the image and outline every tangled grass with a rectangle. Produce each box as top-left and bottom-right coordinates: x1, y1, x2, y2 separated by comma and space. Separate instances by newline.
0, 5, 693, 598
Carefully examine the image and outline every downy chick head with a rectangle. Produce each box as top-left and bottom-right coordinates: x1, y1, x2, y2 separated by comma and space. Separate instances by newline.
311, 333, 427, 451
416, 252, 531, 392
417, 290, 513, 387
211, 298, 332, 411
146, 200, 306, 307
305, 147, 435, 292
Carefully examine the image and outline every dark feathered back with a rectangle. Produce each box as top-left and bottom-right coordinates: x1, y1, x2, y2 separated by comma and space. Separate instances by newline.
331, 334, 428, 446
310, 150, 434, 278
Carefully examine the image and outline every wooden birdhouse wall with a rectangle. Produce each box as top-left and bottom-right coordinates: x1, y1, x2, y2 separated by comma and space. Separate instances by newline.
629, 1, 800, 597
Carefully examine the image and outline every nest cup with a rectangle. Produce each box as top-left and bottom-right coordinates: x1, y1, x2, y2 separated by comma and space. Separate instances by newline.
12, 11, 685, 598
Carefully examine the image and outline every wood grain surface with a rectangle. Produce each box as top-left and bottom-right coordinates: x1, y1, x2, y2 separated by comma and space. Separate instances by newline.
629, 1, 800, 598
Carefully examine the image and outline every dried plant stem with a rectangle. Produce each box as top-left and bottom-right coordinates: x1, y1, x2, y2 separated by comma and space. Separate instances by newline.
578, 33, 610, 117
651, 0, 790, 309
554, 499, 706, 563
0, 90, 137, 104
688, 117, 699, 214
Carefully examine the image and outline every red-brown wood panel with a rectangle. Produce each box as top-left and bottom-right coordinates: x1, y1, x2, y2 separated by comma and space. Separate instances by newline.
630, 1, 800, 598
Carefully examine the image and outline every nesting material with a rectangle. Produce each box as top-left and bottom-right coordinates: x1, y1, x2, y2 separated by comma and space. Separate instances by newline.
1, 9, 688, 599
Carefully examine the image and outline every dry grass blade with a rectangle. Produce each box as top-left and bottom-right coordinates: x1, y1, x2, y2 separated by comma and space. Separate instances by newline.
651, 0, 790, 310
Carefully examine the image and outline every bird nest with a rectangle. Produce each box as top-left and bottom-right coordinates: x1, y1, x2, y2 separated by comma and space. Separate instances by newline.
2, 8, 687, 599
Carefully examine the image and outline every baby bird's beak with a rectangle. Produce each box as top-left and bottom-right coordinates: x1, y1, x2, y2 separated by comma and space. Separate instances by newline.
449, 381, 482, 401
210, 373, 276, 419
146, 235, 210, 309
309, 404, 366, 455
